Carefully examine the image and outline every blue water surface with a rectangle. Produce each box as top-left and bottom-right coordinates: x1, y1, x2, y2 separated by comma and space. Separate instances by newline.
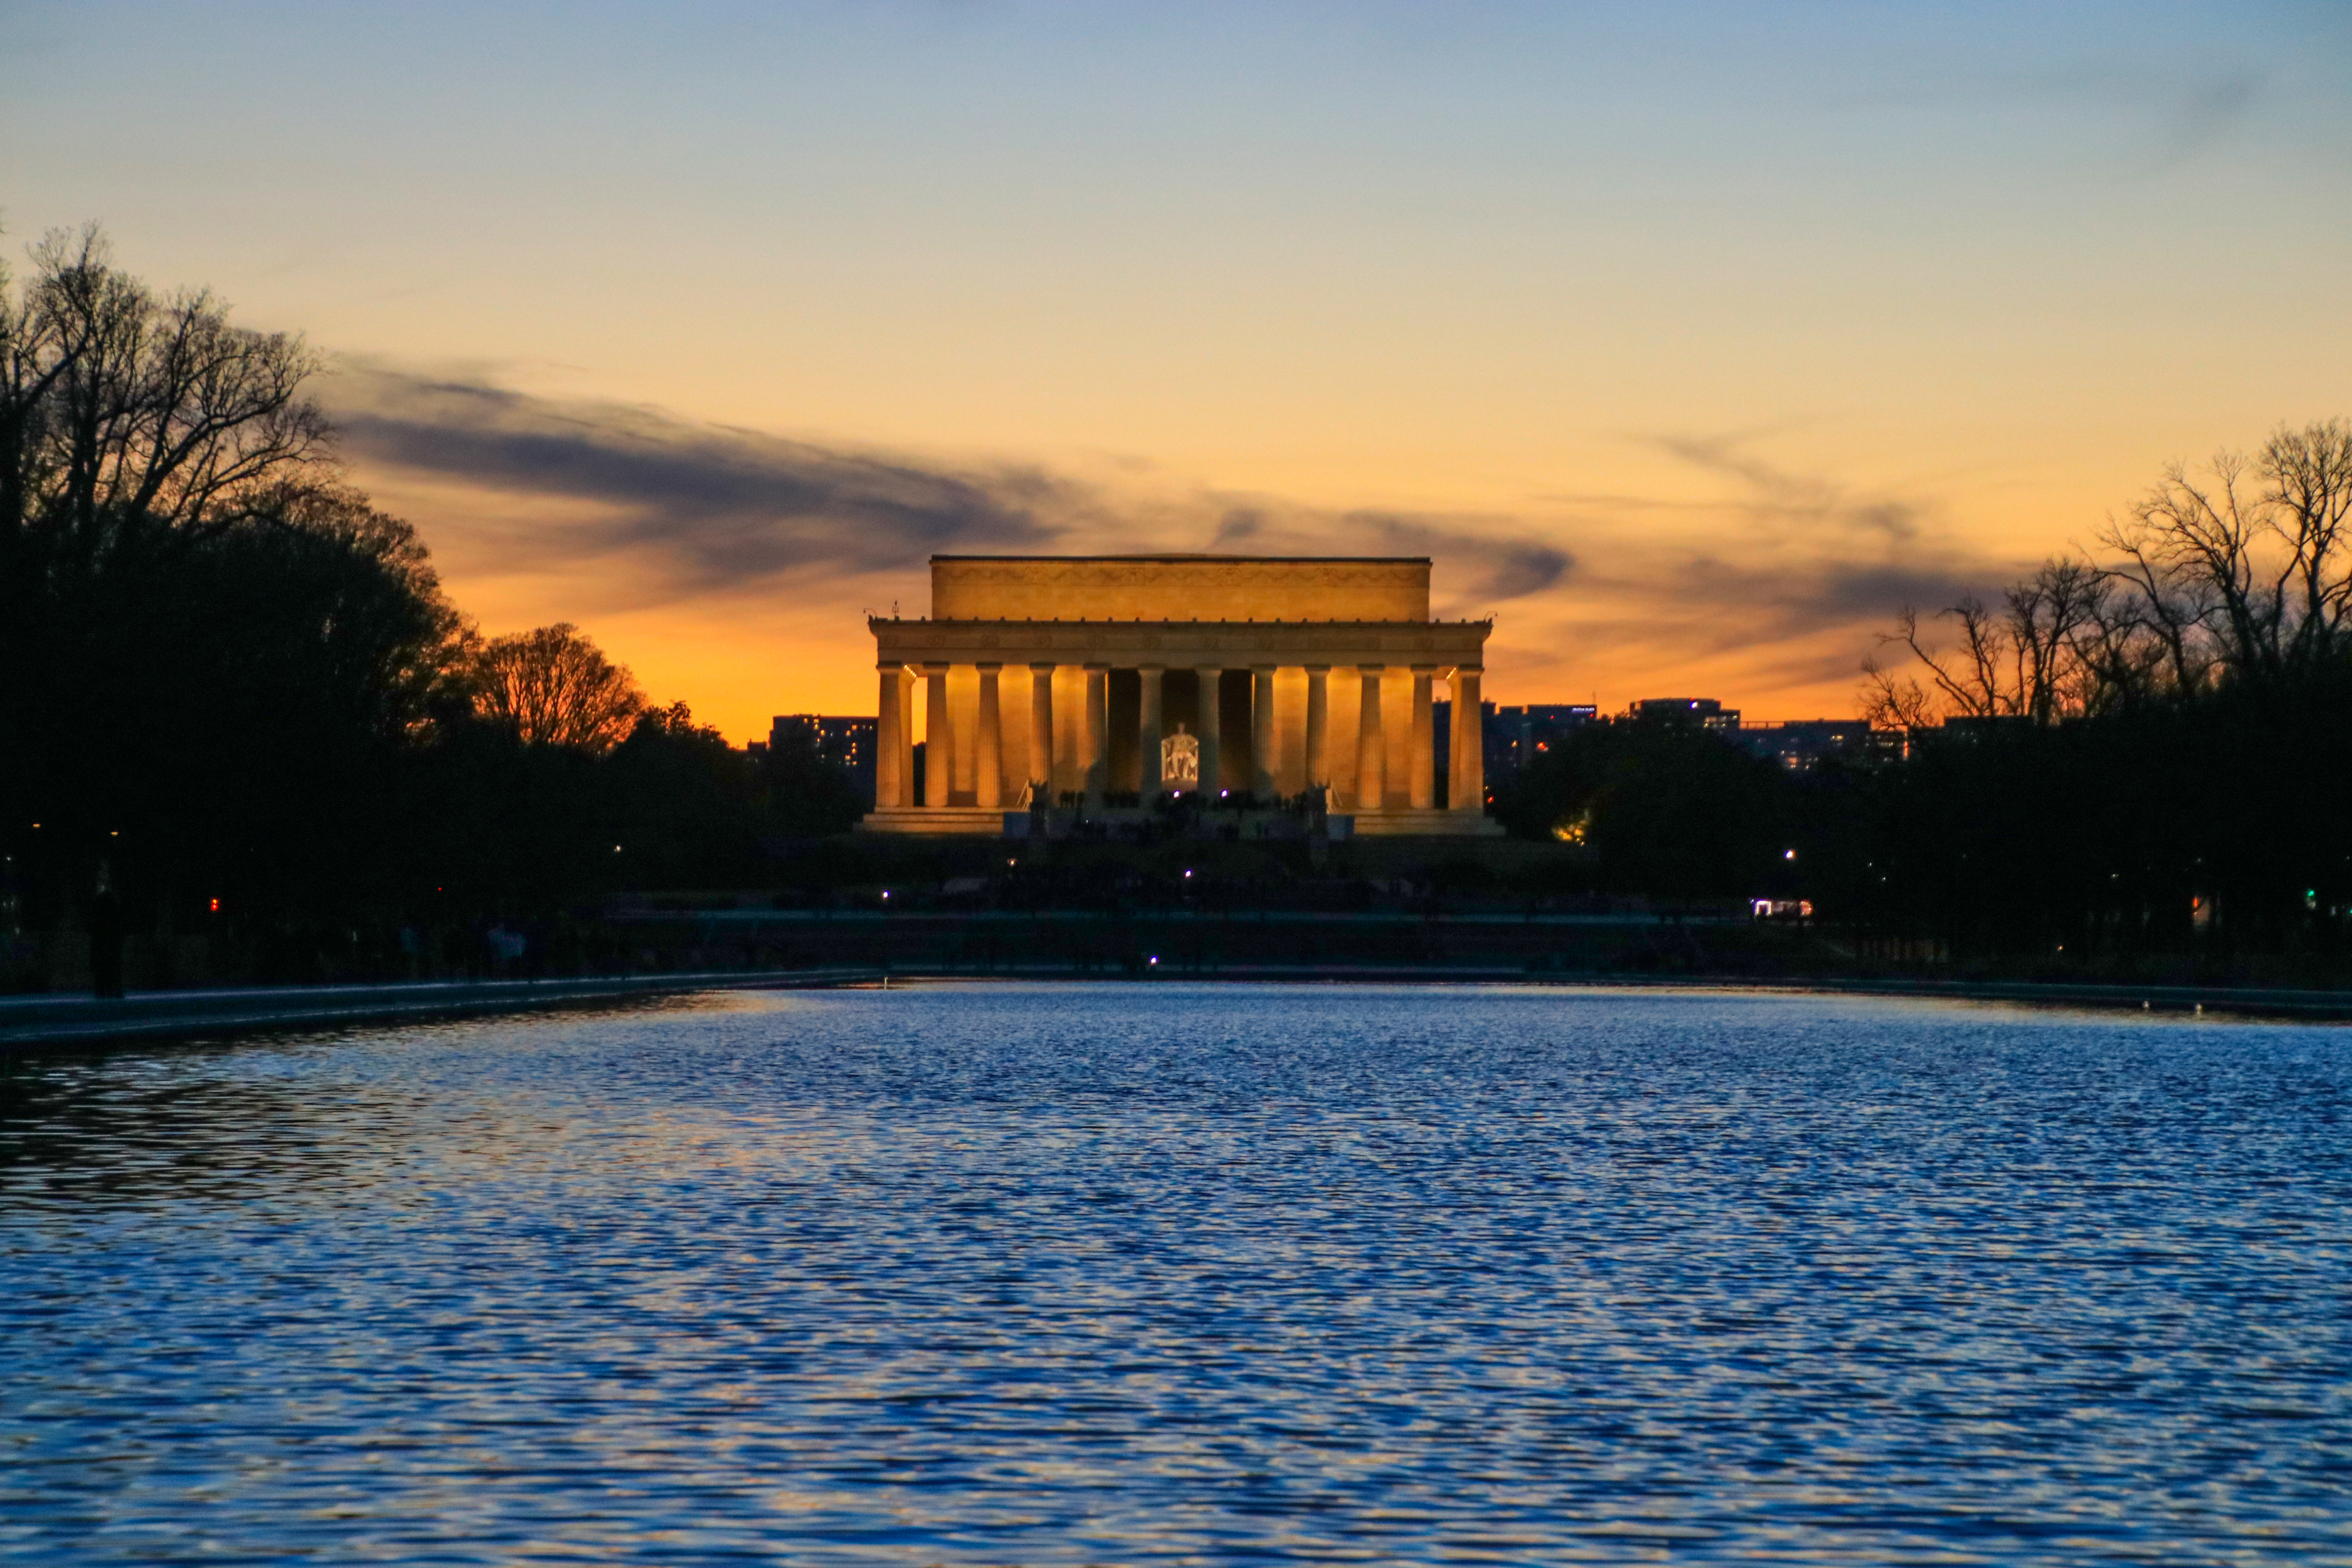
2, 983, 2348, 1564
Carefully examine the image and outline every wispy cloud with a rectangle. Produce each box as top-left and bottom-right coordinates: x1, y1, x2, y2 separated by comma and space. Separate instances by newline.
1498, 429, 2034, 704
1640, 431, 1927, 544
1206, 503, 1572, 612
1825, 62, 2267, 176
325, 368, 2031, 709
327, 363, 1578, 613
327, 365, 1076, 593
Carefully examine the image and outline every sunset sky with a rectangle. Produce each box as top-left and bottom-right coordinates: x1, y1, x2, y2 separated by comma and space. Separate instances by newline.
6, 1, 2348, 740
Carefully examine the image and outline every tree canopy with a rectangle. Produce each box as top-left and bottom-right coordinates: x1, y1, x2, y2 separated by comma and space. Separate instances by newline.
1865, 421, 2352, 727
0, 230, 859, 982
475, 623, 646, 753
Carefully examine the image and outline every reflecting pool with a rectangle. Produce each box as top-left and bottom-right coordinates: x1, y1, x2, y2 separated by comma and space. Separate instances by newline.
4, 984, 2349, 1563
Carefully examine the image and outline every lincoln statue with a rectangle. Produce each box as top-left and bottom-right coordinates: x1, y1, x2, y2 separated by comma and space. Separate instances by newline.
861, 555, 1498, 837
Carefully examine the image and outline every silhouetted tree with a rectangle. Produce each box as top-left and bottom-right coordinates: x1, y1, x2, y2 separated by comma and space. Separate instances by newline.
603, 703, 766, 885
757, 720, 866, 838
1869, 422, 2352, 730
0, 228, 853, 985
474, 622, 645, 752
2103, 421, 2352, 687
1498, 720, 1792, 900
1863, 559, 2111, 727
1846, 424, 2352, 967
0, 228, 479, 948
0, 225, 330, 547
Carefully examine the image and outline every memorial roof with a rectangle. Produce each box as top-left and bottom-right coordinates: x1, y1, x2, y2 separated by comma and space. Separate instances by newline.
930, 554, 1433, 623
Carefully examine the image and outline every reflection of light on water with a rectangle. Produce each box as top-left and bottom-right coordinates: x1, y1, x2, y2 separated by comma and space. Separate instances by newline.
2, 983, 2349, 1563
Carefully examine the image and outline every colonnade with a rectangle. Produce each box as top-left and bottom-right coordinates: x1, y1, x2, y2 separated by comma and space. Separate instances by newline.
874, 659, 1485, 819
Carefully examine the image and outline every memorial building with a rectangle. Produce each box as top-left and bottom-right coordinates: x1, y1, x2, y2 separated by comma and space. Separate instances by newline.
861, 555, 1498, 836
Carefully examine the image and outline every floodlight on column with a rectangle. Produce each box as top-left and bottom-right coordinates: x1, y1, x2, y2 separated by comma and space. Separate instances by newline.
1194, 668, 1223, 797
1356, 665, 1387, 811
1251, 666, 1277, 799
1028, 663, 1055, 806
1083, 664, 1109, 804
1138, 666, 1165, 800
1409, 665, 1437, 810
922, 663, 952, 809
975, 663, 1003, 809
1304, 665, 1330, 807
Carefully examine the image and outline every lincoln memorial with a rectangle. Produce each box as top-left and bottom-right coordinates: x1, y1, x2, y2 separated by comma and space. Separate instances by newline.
861, 555, 1499, 837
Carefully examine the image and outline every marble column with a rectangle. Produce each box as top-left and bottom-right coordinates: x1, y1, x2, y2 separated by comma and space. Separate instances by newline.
1409, 664, 1437, 809
1195, 667, 1222, 797
1303, 665, 1330, 797
1356, 664, 1387, 812
1029, 662, 1055, 806
1138, 666, 1165, 800
975, 664, 1003, 809
1083, 663, 1110, 803
1250, 666, 1278, 799
876, 662, 911, 809
922, 662, 953, 809
1451, 666, 1485, 816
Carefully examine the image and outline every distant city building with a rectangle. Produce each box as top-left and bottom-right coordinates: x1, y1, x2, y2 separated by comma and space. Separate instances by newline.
770, 713, 878, 808
1481, 703, 1600, 789
1724, 719, 1906, 770
1470, 695, 1905, 786
1631, 697, 1742, 729
1933, 715, 2031, 743
1627, 699, 1900, 766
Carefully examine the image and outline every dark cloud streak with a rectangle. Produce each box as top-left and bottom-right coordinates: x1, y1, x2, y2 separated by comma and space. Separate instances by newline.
325, 368, 2028, 704
331, 365, 1578, 611
1340, 511, 1572, 604
329, 368, 1071, 591
1207, 501, 1572, 610
1645, 432, 1925, 543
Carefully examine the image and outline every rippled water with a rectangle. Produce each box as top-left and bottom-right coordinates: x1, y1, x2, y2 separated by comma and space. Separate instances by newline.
4, 984, 2350, 1564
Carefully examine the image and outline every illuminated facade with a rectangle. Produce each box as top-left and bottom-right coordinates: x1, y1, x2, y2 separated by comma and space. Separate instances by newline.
861, 555, 1499, 836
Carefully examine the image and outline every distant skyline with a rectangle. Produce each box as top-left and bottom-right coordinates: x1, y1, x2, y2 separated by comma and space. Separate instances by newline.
6, 0, 2348, 740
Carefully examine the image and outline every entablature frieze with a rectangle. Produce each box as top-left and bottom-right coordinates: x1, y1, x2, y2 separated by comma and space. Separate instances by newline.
870, 617, 1491, 670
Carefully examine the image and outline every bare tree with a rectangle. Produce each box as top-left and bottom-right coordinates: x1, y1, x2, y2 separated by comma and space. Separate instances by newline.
2107, 450, 2275, 682
1859, 649, 1938, 731
474, 623, 645, 752
2087, 526, 2217, 703
2261, 419, 2352, 666
1868, 421, 2352, 726
0, 225, 329, 554
1862, 559, 2108, 727
0, 233, 99, 542
2100, 421, 2352, 685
